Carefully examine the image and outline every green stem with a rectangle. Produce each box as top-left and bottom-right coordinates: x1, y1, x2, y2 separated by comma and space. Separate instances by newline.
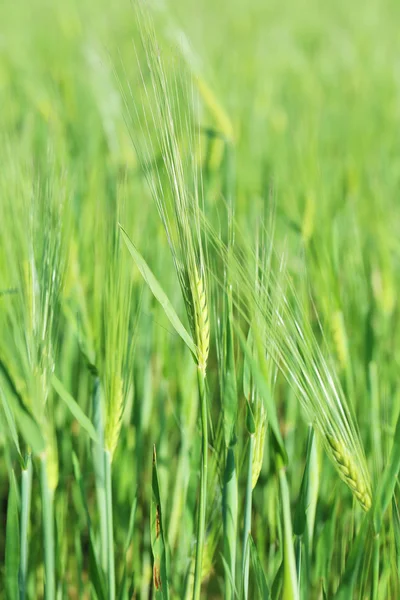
92, 376, 108, 573
40, 453, 55, 600
306, 429, 319, 554
295, 537, 302, 598
168, 440, 189, 550
372, 533, 380, 600
193, 369, 208, 600
105, 449, 115, 600
242, 434, 255, 600
19, 454, 32, 600
279, 463, 299, 600
223, 447, 238, 600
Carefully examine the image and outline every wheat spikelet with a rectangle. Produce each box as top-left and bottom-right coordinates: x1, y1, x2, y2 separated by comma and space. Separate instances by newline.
301, 192, 316, 244
372, 265, 395, 317
327, 434, 372, 511
331, 310, 348, 370
105, 375, 124, 459
124, 7, 210, 379
193, 266, 209, 375
23, 259, 37, 342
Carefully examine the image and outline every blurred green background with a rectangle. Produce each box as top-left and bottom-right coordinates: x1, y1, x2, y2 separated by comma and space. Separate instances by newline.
1, 0, 400, 598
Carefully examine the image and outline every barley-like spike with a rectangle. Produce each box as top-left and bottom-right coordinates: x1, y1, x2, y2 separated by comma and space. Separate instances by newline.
105, 375, 124, 459
193, 266, 209, 375
327, 435, 372, 512
331, 310, 348, 370
179, 265, 196, 338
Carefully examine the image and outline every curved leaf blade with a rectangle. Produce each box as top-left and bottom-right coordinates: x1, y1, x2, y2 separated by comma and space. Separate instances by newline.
119, 226, 196, 358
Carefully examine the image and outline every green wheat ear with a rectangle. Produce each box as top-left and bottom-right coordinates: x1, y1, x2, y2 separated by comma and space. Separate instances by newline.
331, 310, 349, 370
213, 225, 373, 513
327, 434, 372, 512
193, 266, 210, 376
105, 374, 124, 459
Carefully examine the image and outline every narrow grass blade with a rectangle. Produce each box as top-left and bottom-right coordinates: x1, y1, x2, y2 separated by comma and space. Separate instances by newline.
242, 430, 255, 600
52, 374, 98, 443
119, 226, 196, 357
293, 430, 316, 599
151, 445, 169, 599
19, 454, 32, 600
249, 535, 270, 599
0, 360, 45, 453
294, 428, 314, 537
0, 385, 21, 458
221, 295, 238, 599
223, 447, 238, 600
306, 434, 319, 551
6, 469, 20, 600
271, 561, 283, 599
117, 572, 129, 600
124, 494, 137, 554
117, 494, 137, 600
393, 497, 400, 576
315, 502, 338, 590
72, 453, 106, 600
117, 495, 138, 600
15, 407, 45, 455
333, 516, 369, 599
279, 463, 299, 600
372, 532, 380, 600
74, 530, 84, 599
374, 409, 400, 533
236, 326, 287, 463
222, 296, 238, 447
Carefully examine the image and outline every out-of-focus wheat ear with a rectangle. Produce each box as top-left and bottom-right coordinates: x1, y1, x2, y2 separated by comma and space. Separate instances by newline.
331, 310, 349, 370
193, 265, 210, 376
22, 258, 37, 343
301, 191, 316, 244
105, 375, 124, 460
327, 435, 372, 511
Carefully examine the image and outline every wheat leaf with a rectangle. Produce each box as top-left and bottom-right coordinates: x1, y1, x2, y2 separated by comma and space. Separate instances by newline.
120, 225, 196, 358
52, 375, 98, 444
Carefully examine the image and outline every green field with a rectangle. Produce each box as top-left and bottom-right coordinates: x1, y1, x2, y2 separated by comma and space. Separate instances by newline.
1, 0, 400, 598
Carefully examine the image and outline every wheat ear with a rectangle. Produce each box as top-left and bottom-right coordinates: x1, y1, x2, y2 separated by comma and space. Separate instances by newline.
193, 266, 210, 376
327, 434, 372, 511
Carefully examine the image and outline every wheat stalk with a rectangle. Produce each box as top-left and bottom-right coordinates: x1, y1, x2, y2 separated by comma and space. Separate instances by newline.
122, 8, 211, 598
